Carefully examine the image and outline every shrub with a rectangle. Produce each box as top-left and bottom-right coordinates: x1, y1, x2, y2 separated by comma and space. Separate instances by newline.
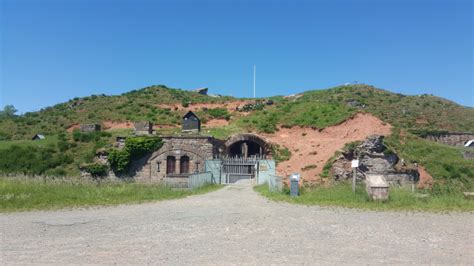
82, 163, 109, 178
0, 145, 66, 175
207, 108, 230, 120
108, 136, 163, 174
272, 144, 291, 164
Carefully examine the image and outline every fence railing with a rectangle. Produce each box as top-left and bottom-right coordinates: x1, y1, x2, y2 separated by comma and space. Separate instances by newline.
188, 171, 214, 189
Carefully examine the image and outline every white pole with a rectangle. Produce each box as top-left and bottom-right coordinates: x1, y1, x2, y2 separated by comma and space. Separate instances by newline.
253, 64, 256, 98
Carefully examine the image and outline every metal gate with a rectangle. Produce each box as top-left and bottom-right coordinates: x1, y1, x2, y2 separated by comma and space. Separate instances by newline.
222, 157, 259, 183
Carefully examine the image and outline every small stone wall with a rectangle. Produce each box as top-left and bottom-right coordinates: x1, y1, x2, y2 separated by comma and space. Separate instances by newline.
425, 133, 474, 147
80, 124, 101, 132
134, 121, 153, 135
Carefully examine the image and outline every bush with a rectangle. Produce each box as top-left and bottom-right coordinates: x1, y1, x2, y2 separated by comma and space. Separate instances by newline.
108, 136, 163, 174
82, 163, 109, 178
272, 144, 291, 164
207, 108, 230, 120
72, 130, 111, 142
0, 145, 65, 175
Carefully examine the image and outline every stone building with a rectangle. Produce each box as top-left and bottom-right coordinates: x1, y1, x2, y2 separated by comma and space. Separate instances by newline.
80, 124, 101, 132
130, 136, 218, 183
134, 121, 153, 135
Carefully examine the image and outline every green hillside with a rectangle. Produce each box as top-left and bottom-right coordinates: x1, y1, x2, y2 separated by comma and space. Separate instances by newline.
235, 84, 474, 133
0, 84, 473, 180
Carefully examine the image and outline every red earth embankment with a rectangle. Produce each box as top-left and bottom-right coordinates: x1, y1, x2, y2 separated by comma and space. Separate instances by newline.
263, 113, 392, 182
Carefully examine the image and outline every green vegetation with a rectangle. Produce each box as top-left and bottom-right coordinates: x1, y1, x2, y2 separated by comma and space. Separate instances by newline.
81, 163, 109, 178
204, 124, 243, 139
254, 183, 474, 212
0, 85, 236, 140
206, 108, 231, 120
0, 83, 472, 191
384, 130, 474, 191
108, 136, 163, 174
0, 177, 222, 212
0, 130, 119, 177
271, 144, 292, 164
236, 85, 473, 133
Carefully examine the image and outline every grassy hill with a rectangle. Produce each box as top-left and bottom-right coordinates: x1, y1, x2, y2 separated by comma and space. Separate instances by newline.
0, 84, 473, 181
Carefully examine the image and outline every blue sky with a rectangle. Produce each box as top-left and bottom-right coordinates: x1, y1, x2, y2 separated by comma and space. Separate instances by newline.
1, 0, 473, 113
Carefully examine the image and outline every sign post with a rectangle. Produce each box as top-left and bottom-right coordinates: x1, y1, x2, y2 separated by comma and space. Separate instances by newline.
351, 159, 359, 193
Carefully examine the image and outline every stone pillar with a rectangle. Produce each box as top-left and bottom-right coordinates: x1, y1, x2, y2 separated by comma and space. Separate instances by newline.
176, 158, 181, 174
242, 142, 248, 158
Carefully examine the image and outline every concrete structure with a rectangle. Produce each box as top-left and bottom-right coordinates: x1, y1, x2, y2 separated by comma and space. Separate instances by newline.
31, 134, 45, 141
424, 132, 474, 147
80, 124, 101, 133
134, 121, 153, 135
193, 88, 208, 95
366, 174, 389, 201
464, 140, 474, 147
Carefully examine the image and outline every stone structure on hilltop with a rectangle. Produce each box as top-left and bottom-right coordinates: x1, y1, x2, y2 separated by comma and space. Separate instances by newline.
424, 132, 474, 147
331, 135, 419, 186
80, 124, 101, 132
134, 121, 153, 135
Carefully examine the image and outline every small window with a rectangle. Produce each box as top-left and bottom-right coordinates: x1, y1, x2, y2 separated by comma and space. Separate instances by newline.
166, 156, 176, 174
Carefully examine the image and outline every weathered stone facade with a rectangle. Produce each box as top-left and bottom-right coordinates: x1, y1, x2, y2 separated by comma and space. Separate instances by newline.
133, 121, 153, 135
424, 133, 474, 147
80, 124, 101, 132
129, 136, 219, 182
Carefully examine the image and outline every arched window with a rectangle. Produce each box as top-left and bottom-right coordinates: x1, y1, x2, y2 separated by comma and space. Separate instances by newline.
180, 155, 190, 174
166, 156, 176, 174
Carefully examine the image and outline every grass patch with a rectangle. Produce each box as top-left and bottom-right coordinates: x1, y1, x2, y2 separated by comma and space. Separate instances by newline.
385, 130, 474, 191
254, 183, 474, 212
0, 177, 222, 212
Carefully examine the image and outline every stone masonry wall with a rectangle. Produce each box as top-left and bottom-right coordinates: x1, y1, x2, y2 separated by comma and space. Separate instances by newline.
425, 133, 474, 147
130, 137, 216, 183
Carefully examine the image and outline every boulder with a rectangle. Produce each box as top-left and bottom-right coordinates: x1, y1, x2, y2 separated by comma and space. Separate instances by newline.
331, 135, 419, 186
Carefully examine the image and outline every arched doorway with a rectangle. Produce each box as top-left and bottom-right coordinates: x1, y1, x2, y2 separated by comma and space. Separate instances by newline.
180, 155, 190, 174
224, 134, 268, 158
166, 156, 176, 174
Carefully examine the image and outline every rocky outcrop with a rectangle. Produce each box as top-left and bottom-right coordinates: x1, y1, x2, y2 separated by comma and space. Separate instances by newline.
331, 135, 419, 186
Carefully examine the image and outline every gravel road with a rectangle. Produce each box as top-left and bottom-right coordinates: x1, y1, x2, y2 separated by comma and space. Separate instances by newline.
1, 180, 473, 264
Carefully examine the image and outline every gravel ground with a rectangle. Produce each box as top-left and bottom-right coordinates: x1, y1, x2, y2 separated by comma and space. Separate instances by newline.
1, 180, 473, 264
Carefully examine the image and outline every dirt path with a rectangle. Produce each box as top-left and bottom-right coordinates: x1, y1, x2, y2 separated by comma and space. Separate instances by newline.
1, 181, 472, 264
263, 113, 392, 182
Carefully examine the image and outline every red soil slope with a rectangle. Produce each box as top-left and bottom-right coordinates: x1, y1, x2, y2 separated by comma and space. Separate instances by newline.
263, 113, 392, 182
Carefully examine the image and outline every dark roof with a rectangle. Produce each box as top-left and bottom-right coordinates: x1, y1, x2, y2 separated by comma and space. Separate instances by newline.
183, 111, 199, 120
32, 134, 45, 140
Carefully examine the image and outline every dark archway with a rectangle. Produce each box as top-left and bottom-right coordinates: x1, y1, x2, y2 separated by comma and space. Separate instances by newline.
228, 140, 263, 158
180, 155, 190, 174
224, 134, 269, 158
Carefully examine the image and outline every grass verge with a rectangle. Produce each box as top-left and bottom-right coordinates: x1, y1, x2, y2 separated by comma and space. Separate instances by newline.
254, 183, 474, 212
0, 177, 222, 212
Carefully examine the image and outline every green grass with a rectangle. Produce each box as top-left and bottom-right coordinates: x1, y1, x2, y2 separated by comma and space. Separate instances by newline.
204, 124, 244, 139
384, 131, 474, 190
0, 177, 222, 212
254, 183, 474, 212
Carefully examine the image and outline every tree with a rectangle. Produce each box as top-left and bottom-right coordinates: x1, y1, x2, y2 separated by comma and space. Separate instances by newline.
0, 105, 18, 118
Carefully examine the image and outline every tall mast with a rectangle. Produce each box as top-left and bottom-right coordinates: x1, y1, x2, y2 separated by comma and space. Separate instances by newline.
253, 64, 256, 98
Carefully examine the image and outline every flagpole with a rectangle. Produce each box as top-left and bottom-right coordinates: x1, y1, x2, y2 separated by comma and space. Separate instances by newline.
253, 65, 256, 98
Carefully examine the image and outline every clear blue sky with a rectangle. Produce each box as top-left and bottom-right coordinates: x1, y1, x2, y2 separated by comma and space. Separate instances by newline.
1, 0, 473, 113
